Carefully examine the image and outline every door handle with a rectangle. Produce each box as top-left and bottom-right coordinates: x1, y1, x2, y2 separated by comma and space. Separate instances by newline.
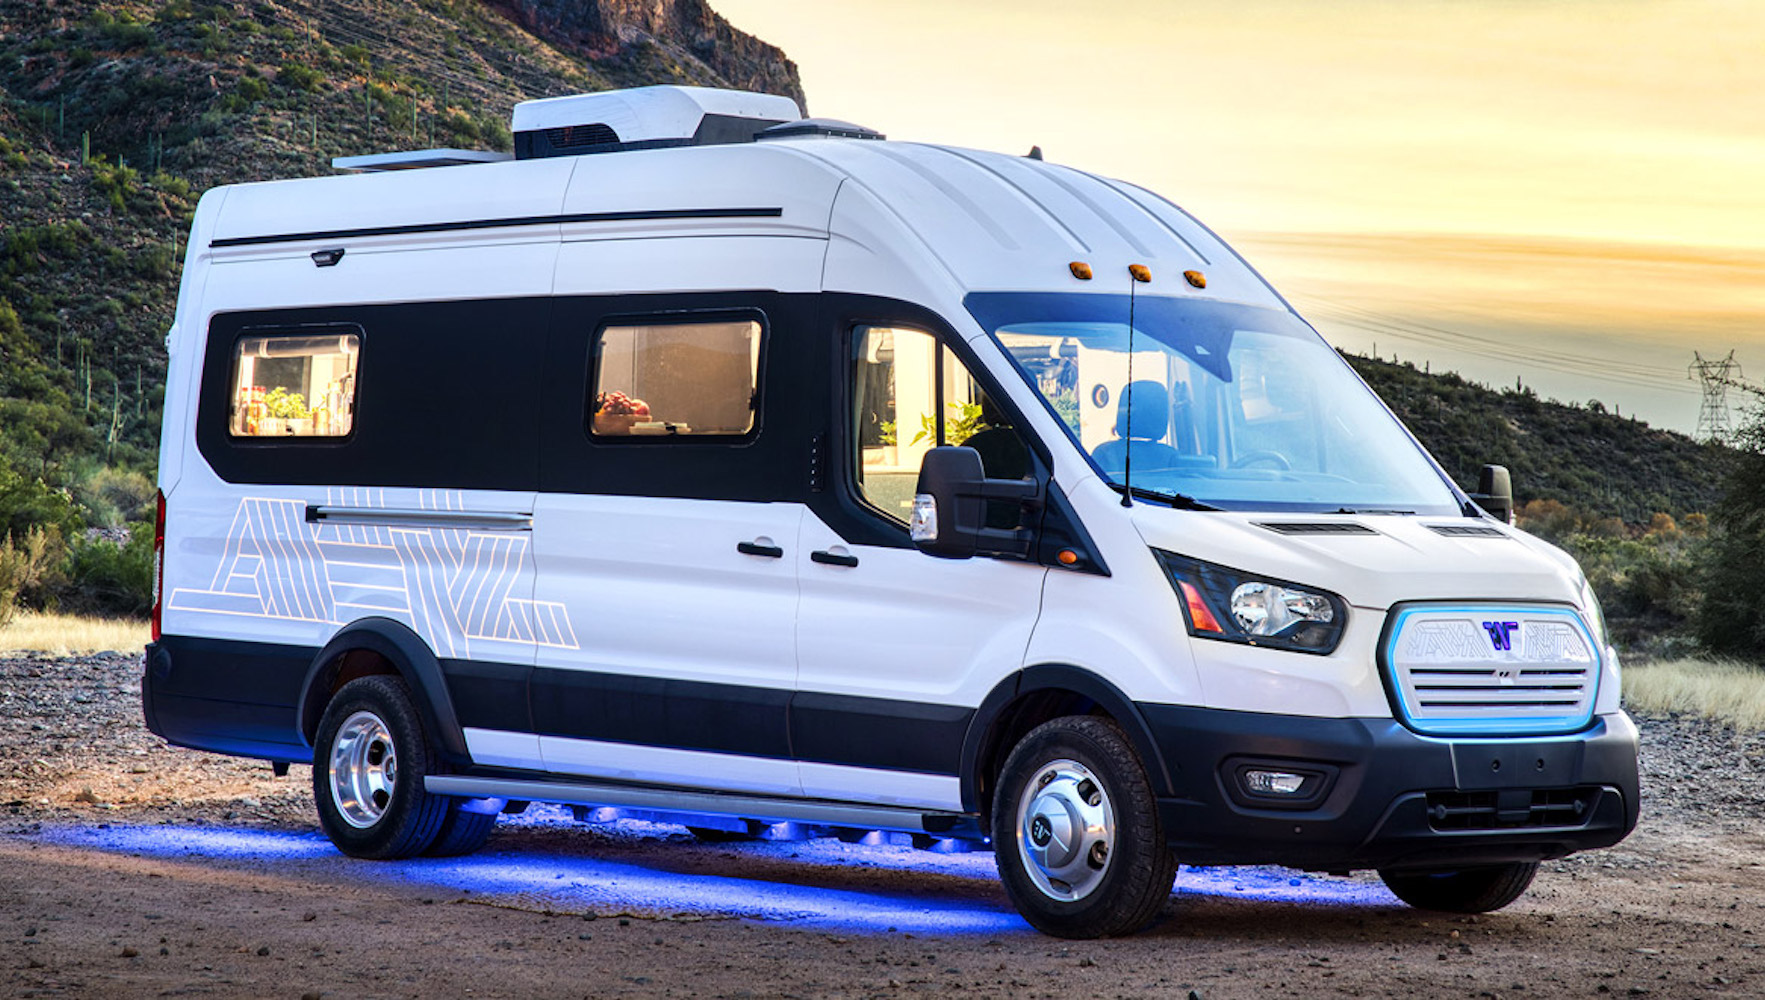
810, 549, 860, 568
737, 540, 785, 558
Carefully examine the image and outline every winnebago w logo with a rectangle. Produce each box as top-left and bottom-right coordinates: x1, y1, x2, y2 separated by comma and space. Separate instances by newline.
1482, 620, 1520, 652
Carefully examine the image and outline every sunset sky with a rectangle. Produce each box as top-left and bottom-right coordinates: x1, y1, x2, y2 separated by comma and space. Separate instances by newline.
715, 0, 1765, 433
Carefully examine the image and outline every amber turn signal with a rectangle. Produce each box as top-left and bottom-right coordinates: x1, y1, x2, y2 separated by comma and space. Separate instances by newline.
1129, 264, 1152, 283
1069, 261, 1093, 280
1057, 549, 1080, 566
1184, 269, 1207, 289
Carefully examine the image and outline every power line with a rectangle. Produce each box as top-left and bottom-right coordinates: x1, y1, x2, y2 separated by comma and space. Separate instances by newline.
1688, 350, 1743, 442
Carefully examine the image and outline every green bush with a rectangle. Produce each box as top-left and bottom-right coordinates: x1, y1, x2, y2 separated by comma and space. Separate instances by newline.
280, 62, 322, 92
236, 76, 270, 103
62, 524, 153, 618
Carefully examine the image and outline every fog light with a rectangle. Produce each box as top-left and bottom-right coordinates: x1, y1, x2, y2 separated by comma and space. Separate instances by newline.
910, 494, 938, 542
1243, 770, 1307, 796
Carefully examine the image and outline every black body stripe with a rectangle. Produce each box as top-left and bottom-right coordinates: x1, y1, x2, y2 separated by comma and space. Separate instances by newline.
209, 207, 785, 248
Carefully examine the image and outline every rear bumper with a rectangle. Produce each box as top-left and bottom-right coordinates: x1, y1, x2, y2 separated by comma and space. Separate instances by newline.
1139, 703, 1639, 871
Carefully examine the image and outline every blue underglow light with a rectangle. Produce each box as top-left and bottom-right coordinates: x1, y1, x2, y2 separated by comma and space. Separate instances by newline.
31, 809, 1398, 933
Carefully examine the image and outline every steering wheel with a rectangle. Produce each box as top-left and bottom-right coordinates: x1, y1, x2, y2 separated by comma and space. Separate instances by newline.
1230, 450, 1291, 471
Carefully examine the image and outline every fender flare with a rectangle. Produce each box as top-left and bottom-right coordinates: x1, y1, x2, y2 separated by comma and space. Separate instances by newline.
295, 617, 470, 765
958, 664, 1175, 815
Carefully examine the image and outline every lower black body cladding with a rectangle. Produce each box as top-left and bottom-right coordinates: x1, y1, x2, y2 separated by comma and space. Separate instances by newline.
1141, 704, 1639, 870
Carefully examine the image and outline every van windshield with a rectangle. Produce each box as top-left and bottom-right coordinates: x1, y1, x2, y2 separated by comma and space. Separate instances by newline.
965, 292, 1463, 514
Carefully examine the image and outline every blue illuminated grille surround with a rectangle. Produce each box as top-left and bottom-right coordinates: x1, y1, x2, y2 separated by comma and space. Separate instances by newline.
1381, 604, 1600, 737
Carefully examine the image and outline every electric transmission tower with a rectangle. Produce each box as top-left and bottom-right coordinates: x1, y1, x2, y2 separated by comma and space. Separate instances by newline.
1689, 350, 1742, 442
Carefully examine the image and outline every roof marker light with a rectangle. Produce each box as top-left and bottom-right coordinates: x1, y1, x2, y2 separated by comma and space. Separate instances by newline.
1069, 262, 1093, 280
1184, 270, 1207, 288
1129, 264, 1152, 283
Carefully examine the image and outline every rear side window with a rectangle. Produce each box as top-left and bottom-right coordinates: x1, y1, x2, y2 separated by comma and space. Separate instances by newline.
230, 332, 360, 438
590, 319, 761, 437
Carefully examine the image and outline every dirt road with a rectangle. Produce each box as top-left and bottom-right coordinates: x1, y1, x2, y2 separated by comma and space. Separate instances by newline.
5, 652, 1765, 999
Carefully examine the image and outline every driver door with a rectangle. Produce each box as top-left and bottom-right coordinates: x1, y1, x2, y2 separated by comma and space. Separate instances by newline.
792, 324, 1047, 810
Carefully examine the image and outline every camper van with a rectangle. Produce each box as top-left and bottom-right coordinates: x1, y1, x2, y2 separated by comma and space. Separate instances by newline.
144, 85, 1638, 938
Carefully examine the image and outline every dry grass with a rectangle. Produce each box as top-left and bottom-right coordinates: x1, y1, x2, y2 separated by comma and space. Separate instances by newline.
0, 611, 148, 656
1624, 657, 1765, 731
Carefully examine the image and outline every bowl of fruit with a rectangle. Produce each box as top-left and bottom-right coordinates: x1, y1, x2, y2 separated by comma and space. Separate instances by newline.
593, 391, 650, 435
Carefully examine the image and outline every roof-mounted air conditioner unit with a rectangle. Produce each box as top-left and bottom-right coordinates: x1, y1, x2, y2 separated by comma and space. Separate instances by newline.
510, 85, 803, 160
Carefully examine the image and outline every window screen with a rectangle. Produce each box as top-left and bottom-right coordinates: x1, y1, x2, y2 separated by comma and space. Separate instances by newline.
591, 319, 761, 437
230, 332, 359, 438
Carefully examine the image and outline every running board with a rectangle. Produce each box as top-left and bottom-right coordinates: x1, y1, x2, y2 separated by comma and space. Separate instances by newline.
424, 775, 977, 837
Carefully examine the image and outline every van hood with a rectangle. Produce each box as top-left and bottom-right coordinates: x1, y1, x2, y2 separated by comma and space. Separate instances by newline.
1129, 507, 1586, 613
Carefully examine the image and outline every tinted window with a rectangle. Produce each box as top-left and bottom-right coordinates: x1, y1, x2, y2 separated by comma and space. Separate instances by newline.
591, 320, 761, 437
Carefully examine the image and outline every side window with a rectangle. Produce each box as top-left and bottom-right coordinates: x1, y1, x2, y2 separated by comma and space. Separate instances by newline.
230, 332, 359, 438
852, 325, 1030, 525
590, 319, 761, 437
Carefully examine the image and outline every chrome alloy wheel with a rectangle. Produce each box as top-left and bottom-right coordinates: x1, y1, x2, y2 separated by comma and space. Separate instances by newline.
329, 710, 398, 829
1014, 757, 1116, 902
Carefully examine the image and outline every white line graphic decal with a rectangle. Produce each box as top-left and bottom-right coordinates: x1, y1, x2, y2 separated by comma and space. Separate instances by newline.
169, 493, 579, 654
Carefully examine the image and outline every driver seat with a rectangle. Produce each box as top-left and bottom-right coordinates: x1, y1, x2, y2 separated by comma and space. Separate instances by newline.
1091, 380, 1183, 474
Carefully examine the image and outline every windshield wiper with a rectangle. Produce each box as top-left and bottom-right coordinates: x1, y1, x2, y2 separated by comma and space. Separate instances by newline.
1108, 483, 1220, 511
1333, 507, 1416, 515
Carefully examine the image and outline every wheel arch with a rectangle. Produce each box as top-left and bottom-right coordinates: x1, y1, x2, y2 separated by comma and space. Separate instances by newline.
296, 617, 469, 765
960, 664, 1174, 821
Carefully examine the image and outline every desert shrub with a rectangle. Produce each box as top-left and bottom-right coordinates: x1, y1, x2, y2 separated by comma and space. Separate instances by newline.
0, 527, 62, 627
280, 61, 322, 92
236, 75, 270, 103
61, 523, 153, 617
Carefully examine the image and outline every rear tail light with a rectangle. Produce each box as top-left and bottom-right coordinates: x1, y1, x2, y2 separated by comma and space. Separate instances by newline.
151, 489, 166, 643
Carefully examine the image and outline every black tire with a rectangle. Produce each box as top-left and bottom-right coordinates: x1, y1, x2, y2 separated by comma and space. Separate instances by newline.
992, 716, 1177, 938
312, 675, 449, 859
425, 802, 498, 857
1378, 862, 1539, 913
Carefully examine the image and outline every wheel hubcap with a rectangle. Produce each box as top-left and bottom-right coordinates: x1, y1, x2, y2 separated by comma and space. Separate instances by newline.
330, 710, 397, 829
1015, 758, 1115, 902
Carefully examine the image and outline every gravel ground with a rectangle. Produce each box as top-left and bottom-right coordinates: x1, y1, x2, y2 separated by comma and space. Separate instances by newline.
4, 651, 1765, 999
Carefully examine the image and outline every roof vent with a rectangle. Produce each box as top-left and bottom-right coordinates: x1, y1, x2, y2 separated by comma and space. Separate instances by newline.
511, 85, 802, 160
758, 118, 884, 142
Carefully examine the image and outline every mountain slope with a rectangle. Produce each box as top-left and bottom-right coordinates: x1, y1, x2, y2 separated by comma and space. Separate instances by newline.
1348, 353, 1728, 523
0, 0, 800, 499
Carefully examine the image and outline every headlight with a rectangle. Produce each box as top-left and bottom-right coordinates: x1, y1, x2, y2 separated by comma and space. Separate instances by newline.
1155, 550, 1348, 655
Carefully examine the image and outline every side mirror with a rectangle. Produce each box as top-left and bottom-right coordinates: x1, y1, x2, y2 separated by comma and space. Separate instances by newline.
1471, 464, 1514, 524
911, 446, 1039, 559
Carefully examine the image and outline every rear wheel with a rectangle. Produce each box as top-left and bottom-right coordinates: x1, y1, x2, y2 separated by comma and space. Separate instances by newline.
313, 675, 450, 859
992, 716, 1177, 938
1378, 862, 1538, 913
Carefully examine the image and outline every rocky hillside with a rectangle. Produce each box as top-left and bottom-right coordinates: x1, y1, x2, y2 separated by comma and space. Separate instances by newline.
0, 0, 800, 521
1349, 353, 1728, 523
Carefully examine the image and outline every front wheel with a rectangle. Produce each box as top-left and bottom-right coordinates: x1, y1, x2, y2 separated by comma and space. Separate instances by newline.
1378, 862, 1538, 913
992, 716, 1177, 938
313, 675, 451, 859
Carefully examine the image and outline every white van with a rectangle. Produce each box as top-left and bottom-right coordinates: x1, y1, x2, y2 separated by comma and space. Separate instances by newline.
144, 85, 1637, 938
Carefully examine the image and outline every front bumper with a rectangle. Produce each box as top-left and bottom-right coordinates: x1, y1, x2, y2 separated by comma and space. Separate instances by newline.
1139, 704, 1639, 871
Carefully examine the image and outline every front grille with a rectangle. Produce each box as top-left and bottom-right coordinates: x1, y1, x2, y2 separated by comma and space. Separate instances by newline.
1426, 787, 1600, 831
1384, 605, 1599, 735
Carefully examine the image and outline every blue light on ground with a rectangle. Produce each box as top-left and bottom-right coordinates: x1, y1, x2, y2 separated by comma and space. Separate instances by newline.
32, 808, 1395, 933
